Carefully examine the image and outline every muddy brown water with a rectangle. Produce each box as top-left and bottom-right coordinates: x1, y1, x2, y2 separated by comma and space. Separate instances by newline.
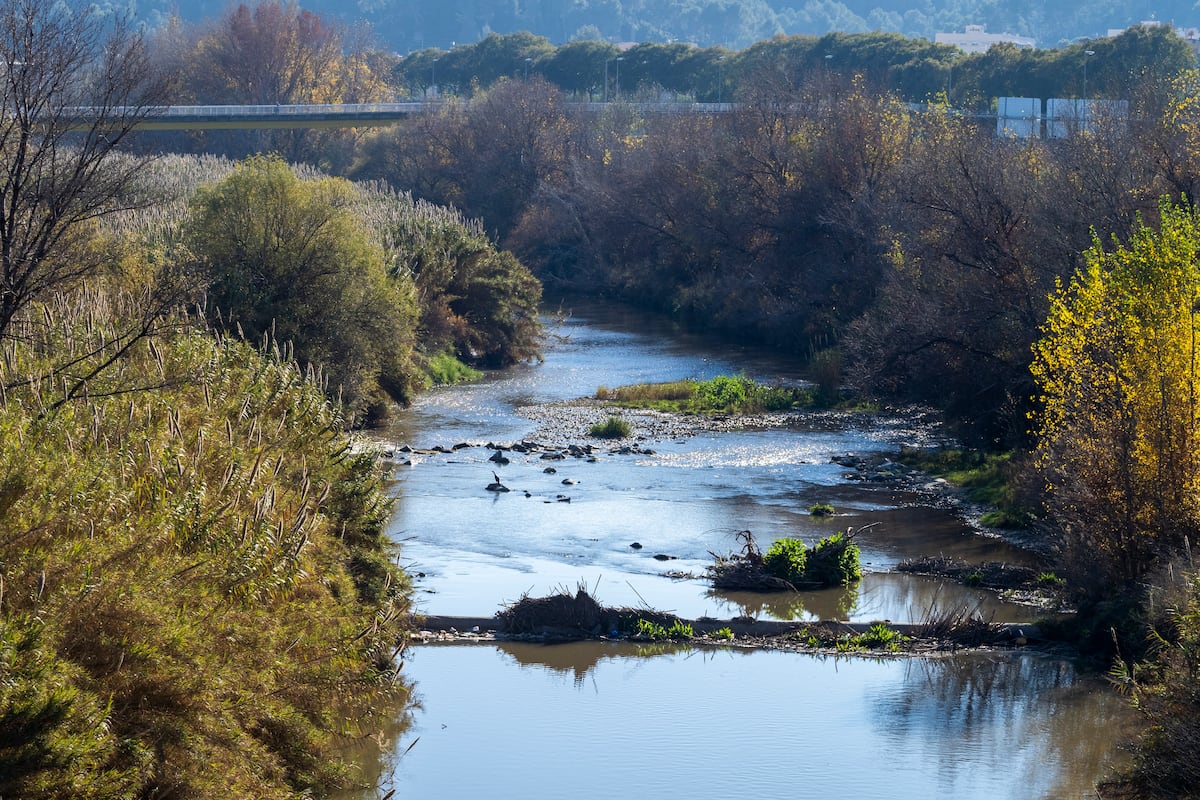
356, 299, 1136, 799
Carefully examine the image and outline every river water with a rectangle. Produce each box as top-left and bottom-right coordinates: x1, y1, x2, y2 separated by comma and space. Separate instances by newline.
362, 300, 1135, 799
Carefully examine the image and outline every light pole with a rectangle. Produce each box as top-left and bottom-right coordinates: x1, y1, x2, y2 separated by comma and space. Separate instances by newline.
604, 56, 614, 102
1081, 49, 1096, 133
524, 57, 531, 80
717, 56, 725, 104
431, 58, 439, 98
1082, 49, 1094, 99
615, 56, 624, 100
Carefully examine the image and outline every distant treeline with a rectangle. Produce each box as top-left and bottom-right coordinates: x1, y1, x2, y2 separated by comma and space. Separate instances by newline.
144, 3, 1197, 115
122, 0, 1200, 55
392, 24, 1195, 109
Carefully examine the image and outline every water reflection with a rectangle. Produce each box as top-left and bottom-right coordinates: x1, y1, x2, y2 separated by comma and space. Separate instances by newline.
874, 657, 1135, 797
493, 639, 694, 685
709, 582, 859, 620
376, 643, 1133, 800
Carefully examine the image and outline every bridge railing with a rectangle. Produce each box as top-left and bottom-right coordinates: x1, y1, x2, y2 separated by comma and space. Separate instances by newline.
144, 102, 429, 117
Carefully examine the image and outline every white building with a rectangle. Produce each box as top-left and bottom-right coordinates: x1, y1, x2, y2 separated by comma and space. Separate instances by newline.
936, 25, 1036, 54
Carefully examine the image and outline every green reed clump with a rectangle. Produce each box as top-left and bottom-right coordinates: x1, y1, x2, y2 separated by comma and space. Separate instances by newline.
589, 415, 632, 438
836, 623, 907, 652
425, 350, 484, 385
805, 531, 863, 586
763, 537, 809, 585
721, 529, 862, 591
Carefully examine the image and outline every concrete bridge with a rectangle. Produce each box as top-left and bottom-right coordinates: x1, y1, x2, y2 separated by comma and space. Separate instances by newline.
72, 101, 739, 130
128, 102, 429, 130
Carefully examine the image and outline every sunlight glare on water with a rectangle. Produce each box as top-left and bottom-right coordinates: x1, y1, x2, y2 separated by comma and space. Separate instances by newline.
380, 300, 1047, 623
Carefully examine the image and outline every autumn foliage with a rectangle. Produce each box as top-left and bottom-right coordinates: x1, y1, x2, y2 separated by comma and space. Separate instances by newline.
1031, 200, 1200, 592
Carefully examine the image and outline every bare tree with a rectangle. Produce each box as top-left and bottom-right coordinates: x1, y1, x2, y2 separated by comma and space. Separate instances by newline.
0, 0, 170, 339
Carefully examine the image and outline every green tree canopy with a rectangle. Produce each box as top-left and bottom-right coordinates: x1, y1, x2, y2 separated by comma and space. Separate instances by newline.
186, 155, 418, 419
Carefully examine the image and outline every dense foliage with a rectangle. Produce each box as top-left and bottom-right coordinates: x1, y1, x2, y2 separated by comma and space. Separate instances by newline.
765, 532, 862, 587
0, 289, 410, 798
0, 150, 540, 794
1031, 200, 1200, 597
391, 25, 1192, 109
365, 58, 1200, 444
112, 153, 541, 422
188, 155, 419, 420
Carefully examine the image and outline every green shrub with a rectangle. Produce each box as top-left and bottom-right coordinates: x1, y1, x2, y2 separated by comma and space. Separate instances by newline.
763, 538, 808, 584
589, 415, 632, 439
808, 502, 835, 517
860, 622, 905, 649
634, 618, 693, 640
711, 627, 735, 640
806, 531, 863, 586
426, 351, 483, 385
187, 155, 419, 421
695, 375, 750, 409
752, 383, 812, 411
837, 623, 906, 652
668, 620, 695, 638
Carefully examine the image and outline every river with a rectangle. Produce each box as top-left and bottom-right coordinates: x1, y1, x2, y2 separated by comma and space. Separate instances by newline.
360, 299, 1135, 799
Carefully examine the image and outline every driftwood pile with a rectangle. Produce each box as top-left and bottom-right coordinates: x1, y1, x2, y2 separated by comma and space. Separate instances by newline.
497, 585, 679, 637
897, 555, 1039, 591
498, 586, 605, 635
708, 530, 796, 592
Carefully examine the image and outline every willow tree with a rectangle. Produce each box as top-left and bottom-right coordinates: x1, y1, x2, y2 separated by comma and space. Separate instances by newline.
187, 155, 419, 420
1031, 199, 1200, 592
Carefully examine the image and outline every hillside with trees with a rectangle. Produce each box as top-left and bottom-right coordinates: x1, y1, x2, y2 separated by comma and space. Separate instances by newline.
119, 0, 1200, 53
